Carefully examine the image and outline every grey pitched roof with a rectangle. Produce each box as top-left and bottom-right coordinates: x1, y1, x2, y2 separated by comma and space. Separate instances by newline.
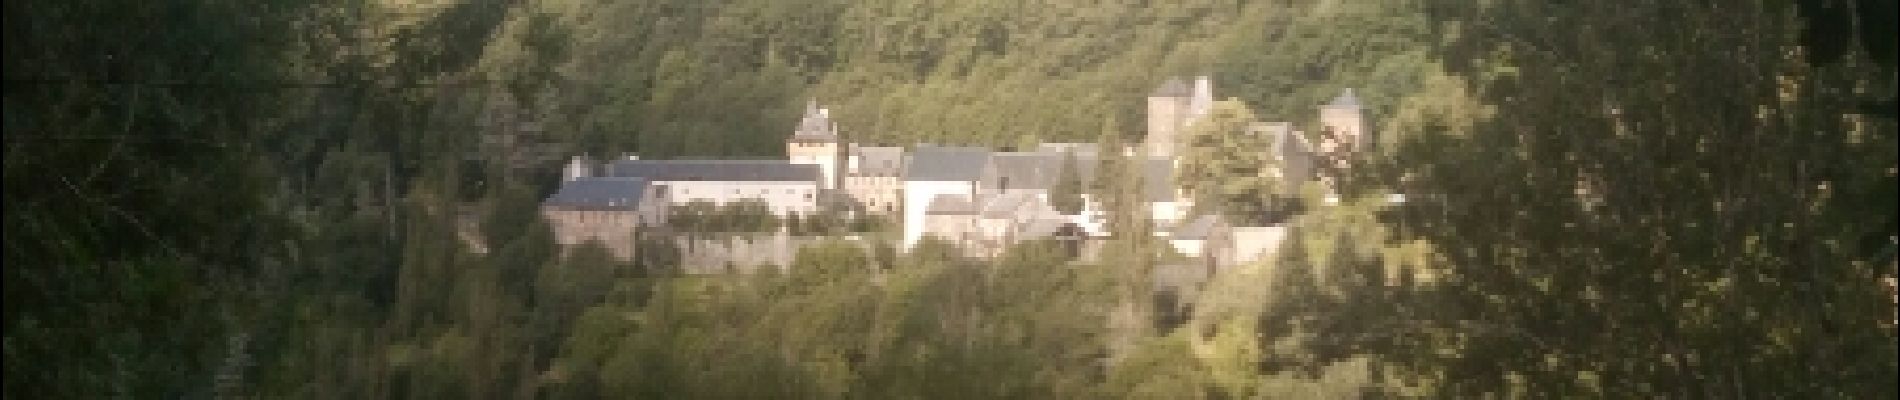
925, 194, 977, 215
545, 177, 648, 210
983, 152, 1058, 190
1036, 142, 1100, 158
907, 146, 991, 181
1326, 88, 1361, 108
982, 151, 1097, 192
1152, 77, 1191, 97
1172, 214, 1227, 240
852, 146, 906, 176
606, 160, 820, 182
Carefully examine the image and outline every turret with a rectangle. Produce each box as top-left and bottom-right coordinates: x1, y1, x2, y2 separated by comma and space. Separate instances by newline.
1319, 88, 1365, 152
789, 98, 842, 190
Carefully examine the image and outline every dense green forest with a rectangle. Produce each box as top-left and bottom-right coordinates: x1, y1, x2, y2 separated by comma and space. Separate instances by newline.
5, 0, 1895, 398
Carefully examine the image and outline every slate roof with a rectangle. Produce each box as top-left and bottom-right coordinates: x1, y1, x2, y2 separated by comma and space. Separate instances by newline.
1151, 77, 1191, 98
981, 150, 1099, 192
983, 153, 1056, 190
925, 194, 977, 215
544, 177, 648, 210
1036, 142, 1100, 158
907, 146, 991, 181
606, 160, 820, 182
793, 99, 838, 141
852, 146, 906, 176
1172, 214, 1227, 240
1326, 88, 1361, 108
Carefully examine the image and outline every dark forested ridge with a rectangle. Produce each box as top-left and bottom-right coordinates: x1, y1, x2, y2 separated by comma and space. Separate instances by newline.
5, 0, 1895, 398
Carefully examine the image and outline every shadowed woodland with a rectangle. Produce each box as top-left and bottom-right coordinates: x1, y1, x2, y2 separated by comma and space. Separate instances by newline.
5, 0, 1895, 398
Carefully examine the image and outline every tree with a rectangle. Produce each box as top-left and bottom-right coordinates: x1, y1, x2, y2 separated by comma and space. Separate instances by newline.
722, 199, 780, 233
1361, 1, 1900, 397
3, 0, 309, 396
1051, 151, 1086, 215
1178, 100, 1293, 225
788, 240, 872, 287
534, 241, 620, 355
485, 182, 558, 298
1093, 124, 1151, 240
668, 201, 717, 233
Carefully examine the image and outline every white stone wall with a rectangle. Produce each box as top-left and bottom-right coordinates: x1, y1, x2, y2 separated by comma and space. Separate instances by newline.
1170, 238, 1207, 258
1228, 226, 1289, 266
924, 213, 981, 256
660, 180, 820, 216
788, 141, 840, 190
1149, 200, 1188, 228
902, 180, 976, 249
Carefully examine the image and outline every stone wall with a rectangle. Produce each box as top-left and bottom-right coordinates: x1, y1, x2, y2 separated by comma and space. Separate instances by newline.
672, 233, 867, 274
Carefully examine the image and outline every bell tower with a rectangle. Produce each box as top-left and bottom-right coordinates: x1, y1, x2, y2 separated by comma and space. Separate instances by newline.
788, 99, 842, 190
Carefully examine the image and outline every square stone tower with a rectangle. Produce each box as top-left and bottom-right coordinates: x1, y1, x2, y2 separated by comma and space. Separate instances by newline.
1146, 76, 1214, 159
788, 99, 842, 190
1146, 78, 1192, 158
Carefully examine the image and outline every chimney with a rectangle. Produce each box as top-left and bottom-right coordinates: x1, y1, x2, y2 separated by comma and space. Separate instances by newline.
563, 155, 591, 182
1190, 76, 1214, 119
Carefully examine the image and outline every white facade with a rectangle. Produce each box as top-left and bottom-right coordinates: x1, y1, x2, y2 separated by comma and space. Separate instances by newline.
789, 141, 840, 190
903, 180, 977, 249
658, 180, 820, 216
1227, 226, 1289, 266
1149, 198, 1190, 227
1170, 237, 1208, 258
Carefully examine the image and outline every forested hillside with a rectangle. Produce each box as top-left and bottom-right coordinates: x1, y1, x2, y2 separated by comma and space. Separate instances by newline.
6, 0, 1894, 398
528, 0, 1436, 155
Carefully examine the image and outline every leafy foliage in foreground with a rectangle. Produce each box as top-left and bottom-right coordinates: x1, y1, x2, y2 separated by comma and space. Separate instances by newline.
7, 0, 1893, 398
